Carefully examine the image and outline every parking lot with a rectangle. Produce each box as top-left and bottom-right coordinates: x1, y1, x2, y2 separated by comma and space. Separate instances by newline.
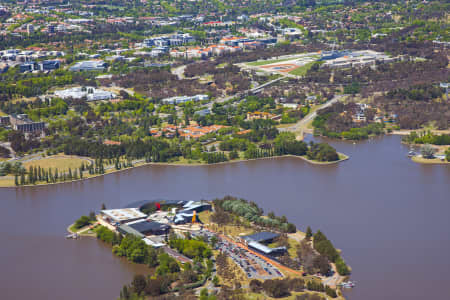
217, 239, 283, 280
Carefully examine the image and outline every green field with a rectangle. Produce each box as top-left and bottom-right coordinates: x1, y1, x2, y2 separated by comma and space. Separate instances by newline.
246, 57, 296, 66
288, 62, 316, 76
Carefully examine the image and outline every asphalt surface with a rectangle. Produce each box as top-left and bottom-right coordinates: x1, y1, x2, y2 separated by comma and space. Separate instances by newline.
217, 239, 283, 280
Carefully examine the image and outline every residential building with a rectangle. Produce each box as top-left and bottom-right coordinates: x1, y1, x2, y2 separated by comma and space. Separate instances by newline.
246, 111, 276, 121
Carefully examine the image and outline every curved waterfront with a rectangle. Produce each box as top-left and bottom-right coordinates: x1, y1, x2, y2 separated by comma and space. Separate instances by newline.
1, 135, 449, 300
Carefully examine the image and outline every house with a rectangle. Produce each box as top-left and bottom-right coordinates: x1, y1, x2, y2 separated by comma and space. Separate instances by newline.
246, 111, 276, 121
179, 125, 227, 140
103, 140, 121, 146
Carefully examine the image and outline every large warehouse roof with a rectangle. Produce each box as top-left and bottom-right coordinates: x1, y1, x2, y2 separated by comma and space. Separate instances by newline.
101, 208, 147, 222
127, 220, 169, 233
242, 231, 280, 243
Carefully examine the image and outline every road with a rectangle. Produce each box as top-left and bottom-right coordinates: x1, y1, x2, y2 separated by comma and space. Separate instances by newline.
171, 65, 187, 80
278, 94, 347, 138
202, 76, 286, 111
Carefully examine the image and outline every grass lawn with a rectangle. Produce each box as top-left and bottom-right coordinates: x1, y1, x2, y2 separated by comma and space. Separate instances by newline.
199, 211, 254, 237
412, 156, 449, 164
0, 110, 6, 116
288, 62, 316, 76
246, 290, 340, 300
247, 57, 296, 66
0, 177, 15, 187
23, 155, 90, 172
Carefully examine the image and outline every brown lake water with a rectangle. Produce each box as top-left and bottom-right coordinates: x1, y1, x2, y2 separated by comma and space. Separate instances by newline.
0, 135, 449, 300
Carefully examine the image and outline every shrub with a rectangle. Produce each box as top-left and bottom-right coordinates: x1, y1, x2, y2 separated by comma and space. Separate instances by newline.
74, 215, 90, 229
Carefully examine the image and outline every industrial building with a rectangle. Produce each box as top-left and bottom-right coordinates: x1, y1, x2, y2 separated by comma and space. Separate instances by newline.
161, 94, 209, 105
242, 231, 287, 256
54, 87, 116, 101
69, 60, 107, 72
100, 208, 147, 225
321, 50, 400, 69
173, 201, 212, 224
125, 219, 170, 236
9, 114, 45, 133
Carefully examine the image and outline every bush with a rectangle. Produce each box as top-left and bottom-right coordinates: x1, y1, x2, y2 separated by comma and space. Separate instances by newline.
74, 215, 91, 229
325, 286, 337, 298
262, 278, 290, 298
335, 256, 350, 276
96, 226, 120, 245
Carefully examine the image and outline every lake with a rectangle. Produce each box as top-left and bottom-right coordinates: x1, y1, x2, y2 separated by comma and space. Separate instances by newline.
1, 135, 449, 299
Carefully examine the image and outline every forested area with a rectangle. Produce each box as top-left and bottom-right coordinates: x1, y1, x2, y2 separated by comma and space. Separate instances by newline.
313, 103, 384, 140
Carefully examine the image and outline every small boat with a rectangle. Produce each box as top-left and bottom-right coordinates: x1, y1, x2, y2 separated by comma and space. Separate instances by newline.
65, 233, 79, 239
339, 281, 356, 288
407, 151, 416, 157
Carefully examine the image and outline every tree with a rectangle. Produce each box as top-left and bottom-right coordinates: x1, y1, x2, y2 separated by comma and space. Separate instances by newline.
74, 215, 91, 229
305, 226, 313, 240
212, 275, 219, 287
101, 203, 106, 210
421, 144, 435, 159
131, 274, 147, 295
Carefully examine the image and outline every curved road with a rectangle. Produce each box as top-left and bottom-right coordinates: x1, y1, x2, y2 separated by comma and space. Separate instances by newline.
279, 94, 347, 137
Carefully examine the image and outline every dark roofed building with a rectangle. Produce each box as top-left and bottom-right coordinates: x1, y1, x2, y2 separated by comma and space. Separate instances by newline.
9, 114, 45, 133
117, 224, 145, 238
128, 220, 170, 236
242, 231, 280, 243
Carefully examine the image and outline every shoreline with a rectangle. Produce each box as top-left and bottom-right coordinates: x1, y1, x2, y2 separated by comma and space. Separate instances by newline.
0, 153, 349, 188
411, 156, 450, 165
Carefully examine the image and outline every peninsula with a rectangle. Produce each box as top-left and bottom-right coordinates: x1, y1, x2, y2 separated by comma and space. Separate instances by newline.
69, 196, 351, 300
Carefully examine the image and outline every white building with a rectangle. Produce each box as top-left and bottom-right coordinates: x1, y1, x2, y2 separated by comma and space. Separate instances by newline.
54, 86, 116, 101
161, 94, 209, 105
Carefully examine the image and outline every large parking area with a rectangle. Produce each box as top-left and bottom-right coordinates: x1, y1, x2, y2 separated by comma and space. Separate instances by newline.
217, 239, 283, 280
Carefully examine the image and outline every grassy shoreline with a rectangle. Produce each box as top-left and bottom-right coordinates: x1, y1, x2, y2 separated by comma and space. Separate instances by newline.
0, 153, 349, 188
411, 156, 450, 165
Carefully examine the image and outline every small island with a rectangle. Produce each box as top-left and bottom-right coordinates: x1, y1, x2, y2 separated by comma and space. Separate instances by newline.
69, 196, 352, 300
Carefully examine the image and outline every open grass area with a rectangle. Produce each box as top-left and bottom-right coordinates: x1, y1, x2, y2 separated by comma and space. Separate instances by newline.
246, 290, 339, 300
23, 155, 90, 172
0, 177, 15, 187
288, 62, 316, 76
411, 156, 449, 164
199, 211, 254, 237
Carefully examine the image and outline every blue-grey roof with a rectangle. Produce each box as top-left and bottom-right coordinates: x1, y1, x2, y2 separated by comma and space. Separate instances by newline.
248, 241, 286, 254
242, 231, 280, 243
128, 220, 169, 233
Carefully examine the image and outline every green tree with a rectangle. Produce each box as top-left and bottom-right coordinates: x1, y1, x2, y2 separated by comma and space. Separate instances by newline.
305, 226, 313, 240
421, 144, 436, 159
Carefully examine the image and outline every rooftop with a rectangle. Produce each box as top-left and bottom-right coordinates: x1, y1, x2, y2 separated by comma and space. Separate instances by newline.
101, 208, 147, 222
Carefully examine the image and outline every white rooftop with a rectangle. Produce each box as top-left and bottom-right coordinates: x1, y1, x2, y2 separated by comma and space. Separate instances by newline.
101, 208, 147, 222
